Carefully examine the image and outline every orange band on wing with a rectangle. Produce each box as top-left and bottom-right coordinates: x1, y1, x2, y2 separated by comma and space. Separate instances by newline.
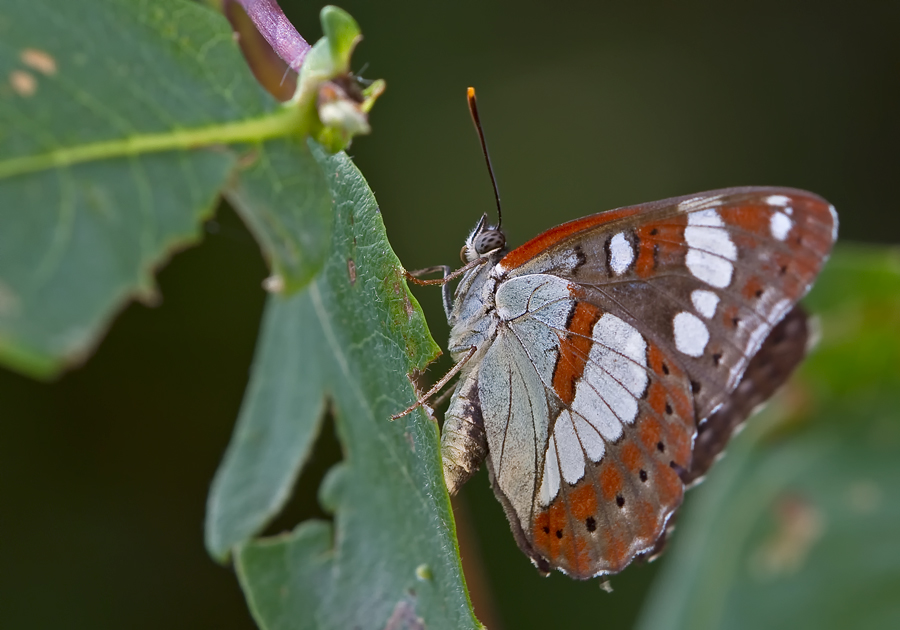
552, 302, 603, 404
499, 208, 641, 271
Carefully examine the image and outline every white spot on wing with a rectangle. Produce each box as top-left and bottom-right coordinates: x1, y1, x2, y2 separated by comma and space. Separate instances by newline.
609, 232, 634, 275
592, 314, 648, 397
686, 213, 736, 257
691, 289, 720, 319
688, 209, 726, 228
539, 435, 561, 506
554, 412, 586, 485
829, 204, 839, 242
746, 323, 770, 357
770, 211, 793, 241
570, 314, 648, 439
769, 298, 793, 325
766, 194, 792, 207
685, 209, 737, 288
686, 249, 734, 288
572, 413, 605, 462
673, 311, 710, 357
572, 384, 624, 441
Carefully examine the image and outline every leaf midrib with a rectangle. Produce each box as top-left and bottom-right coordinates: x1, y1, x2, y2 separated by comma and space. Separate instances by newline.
0, 105, 304, 179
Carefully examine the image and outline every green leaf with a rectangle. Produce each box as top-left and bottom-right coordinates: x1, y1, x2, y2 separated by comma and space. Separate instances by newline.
0, 0, 382, 378
5, 0, 459, 624
0, 0, 285, 377
235, 521, 335, 630
206, 144, 480, 629
225, 139, 333, 293
636, 245, 900, 630
321, 6, 361, 76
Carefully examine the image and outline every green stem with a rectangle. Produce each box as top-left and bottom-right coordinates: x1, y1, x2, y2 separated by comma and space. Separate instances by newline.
0, 106, 305, 179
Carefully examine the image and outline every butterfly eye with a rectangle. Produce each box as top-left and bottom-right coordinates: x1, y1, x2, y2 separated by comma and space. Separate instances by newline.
474, 230, 506, 254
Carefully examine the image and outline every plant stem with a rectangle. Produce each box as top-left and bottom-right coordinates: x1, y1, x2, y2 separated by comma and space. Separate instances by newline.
226, 0, 311, 71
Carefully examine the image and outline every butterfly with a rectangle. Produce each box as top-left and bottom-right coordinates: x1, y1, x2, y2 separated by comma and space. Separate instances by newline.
401, 88, 838, 579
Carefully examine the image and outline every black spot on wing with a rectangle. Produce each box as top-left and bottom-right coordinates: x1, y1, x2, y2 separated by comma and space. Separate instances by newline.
573, 245, 587, 274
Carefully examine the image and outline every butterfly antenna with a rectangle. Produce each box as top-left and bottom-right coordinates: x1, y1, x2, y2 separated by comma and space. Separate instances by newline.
467, 87, 503, 230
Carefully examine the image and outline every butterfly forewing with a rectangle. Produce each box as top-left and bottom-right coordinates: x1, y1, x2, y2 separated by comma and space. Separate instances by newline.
498, 187, 835, 421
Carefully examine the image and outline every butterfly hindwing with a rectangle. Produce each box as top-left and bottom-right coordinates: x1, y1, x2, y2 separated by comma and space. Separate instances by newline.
530, 321, 696, 577
684, 304, 810, 486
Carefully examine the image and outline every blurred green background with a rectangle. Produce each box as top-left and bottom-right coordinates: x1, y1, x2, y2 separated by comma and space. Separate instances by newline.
2, 1, 898, 628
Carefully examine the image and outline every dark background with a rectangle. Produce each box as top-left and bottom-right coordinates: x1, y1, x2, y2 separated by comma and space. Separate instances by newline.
2, 1, 898, 628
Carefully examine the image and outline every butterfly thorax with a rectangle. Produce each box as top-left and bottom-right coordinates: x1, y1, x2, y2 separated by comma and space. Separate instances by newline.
441, 220, 509, 496
447, 258, 501, 360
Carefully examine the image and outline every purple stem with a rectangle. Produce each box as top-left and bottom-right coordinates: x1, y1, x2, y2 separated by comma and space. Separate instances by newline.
226, 0, 311, 71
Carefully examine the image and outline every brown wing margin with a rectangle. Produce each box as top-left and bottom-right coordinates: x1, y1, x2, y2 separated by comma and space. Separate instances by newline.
684, 304, 809, 485
640, 305, 810, 562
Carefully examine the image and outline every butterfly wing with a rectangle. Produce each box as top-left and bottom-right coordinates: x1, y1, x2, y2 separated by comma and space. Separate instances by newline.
644, 305, 811, 561
485, 187, 836, 578
498, 187, 836, 421
479, 272, 696, 578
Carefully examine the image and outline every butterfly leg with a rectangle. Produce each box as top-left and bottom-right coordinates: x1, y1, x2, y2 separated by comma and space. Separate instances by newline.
405, 265, 454, 318
390, 346, 478, 420
405, 265, 451, 279
405, 257, 489, 320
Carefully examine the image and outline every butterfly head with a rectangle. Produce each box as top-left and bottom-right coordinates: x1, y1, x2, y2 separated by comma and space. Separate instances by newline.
461, 213, 507, 262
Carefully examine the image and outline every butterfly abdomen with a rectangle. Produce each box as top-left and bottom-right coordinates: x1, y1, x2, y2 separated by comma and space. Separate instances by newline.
441, 375, 489, 496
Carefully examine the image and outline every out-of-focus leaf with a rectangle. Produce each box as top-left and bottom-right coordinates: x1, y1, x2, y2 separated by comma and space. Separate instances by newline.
206, 144, 481, 629
321, 6, 361, 74
292, 6, 382, 153
0, 0, 295, 377
636, 245, 900, 630
0, 0, 382, 379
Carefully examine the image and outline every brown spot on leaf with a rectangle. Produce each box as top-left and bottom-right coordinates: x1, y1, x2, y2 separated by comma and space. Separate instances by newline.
21, 48, 57, 75
9, 70, 36, 97
750, 493, 824, 579
384, 596, 424, 630
347, 258, 357, 285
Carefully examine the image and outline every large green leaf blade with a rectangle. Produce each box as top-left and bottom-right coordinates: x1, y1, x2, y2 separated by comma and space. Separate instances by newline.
0, 150, 235, 375
0, 0, 275, 159
0, 0, 317, 377
207, 143, 480, 629
636, 246, 900, 630
236, 521, 335, 630
205, 250, 329, 561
